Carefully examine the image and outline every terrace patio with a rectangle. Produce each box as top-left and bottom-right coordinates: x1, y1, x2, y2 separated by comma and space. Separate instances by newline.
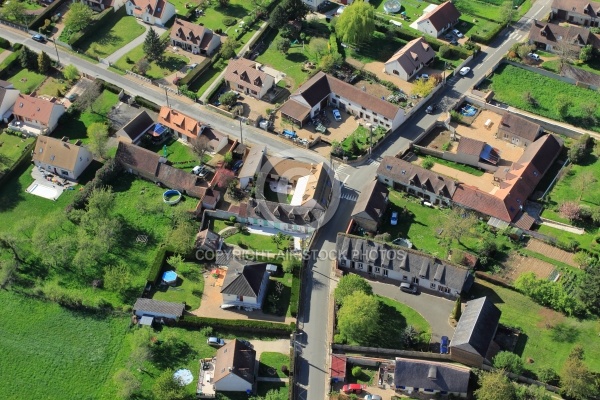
8, 120, 47, 136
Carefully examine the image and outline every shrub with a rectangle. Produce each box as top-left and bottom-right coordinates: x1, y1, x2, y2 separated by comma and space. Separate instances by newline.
178, 315, 294, 334
422, 159, 434, 170
289, 274, 301, 317
450, 110, 463, 123
0, 37, 10, 50
134, 96, 160, 112
493, 351, 524, 374
351, 366, 362, 378
537, 367, 560, 385
559, 201, 581, 222
222, 17, 236, 26
281, 365, 289, 375
69, 158, 122, 210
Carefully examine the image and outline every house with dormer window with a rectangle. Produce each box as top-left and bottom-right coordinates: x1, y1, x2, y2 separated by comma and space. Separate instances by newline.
157, 106, 228, 152
528, 19, 600, 52
224, 58, 275, 100
336, 234, 473, 298
170, 18, 221, 56
551, 0, 600, 27
125, 0, 175, 27
412, 1, 461, 38
377, 157, 457, 206
384, 37, 436, 81
10, 94, 65, 136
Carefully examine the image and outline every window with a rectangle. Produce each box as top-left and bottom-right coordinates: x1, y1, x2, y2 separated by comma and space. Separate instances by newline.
373, 112, 377, 116
375, 267, 380, 273
358, 263, 363, 270
383, 269, 388, 276
430, 283, 436, 289
393, 70, 399, 75
361, 106, 366, 111
383, 117, 388, 121
503, 133, 509, 138
61, 170, 69, 176
402, 275, 408, 281
413, 277, 419, 284
335, 94, 340, 98
340, 260, 346, 267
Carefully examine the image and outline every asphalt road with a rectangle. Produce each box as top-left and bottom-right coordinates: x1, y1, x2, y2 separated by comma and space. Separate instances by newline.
0, 2, 554, 397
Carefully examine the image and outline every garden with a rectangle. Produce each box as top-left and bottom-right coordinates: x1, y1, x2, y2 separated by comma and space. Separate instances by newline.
471, 279, 600, 377
150, 257, 205, 310
0, 131, 35, 172
485, 64, 600, 132
338, 125, 387, 159
7, 68, 46, 94
258, 352, 290, 378
112, 41, 190, 80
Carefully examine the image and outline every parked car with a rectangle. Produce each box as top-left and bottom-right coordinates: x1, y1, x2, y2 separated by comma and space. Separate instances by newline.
440, 336, 449, 354
239, 339, 253, 348
528, 52, 540, 61
332, 108, 342, 121
400, 282, 418, 294
232, 160, 244, 173
66, 93, 78, 102
459, 67, 471, 76
364, 395, 382, 400
390, 211, 398, 226
192, 165, 206, 176
450, 39, 459, 46
425, 104, 438, 114
444, 33, 453, 40
207, 337, 225, 347
342, 384, 363, 394
418, 73, 429, 80
32, 34, 46, 43
452, 29, 463, 38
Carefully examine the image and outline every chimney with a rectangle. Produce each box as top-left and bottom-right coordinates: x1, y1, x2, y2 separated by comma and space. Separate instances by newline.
428, 366, 437, 379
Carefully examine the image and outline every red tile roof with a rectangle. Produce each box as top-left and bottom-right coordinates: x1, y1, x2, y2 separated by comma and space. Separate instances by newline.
158, 106, 203, 139
417, 1, 461, 31
12, 94, 57, 125
331, 354, 347, 381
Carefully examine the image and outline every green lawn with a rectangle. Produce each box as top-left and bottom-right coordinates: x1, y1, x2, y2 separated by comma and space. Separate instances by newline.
256, 28, 311, 90
219, 383, 288, 400
423, 155, 485, 176
225, 231, 292, 252
0, 132, 35, 167
146, 138, 198, 171
347, 366, 377, 385
471, 279, 600, 376
350, 31, 408, 64
264, 184, 292, 203
258, 352, 290, 378
265, 272, 294, 317
188, 63, 226, 97
189, 0, 254, 30
78, 10, 145, 59
58, 89, 119, 143
113, 43, 190, 79
488, 64, 600, 132
209, 218, 234, 233
36, 74, 70, 97
7, 68, 46, 94
151, 262, 205, 310
341, 125, 387, 158
0, 291, 128, 399
376, 295, 431, 344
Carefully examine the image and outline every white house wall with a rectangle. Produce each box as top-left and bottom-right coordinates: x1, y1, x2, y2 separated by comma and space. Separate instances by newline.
0, 89, 19, 120
48, 104, 66, 133
214, 373, 252, 392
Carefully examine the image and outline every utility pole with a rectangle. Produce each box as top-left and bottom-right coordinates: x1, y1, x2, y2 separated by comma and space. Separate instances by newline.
165, 87, 170, 107
52, 39, 60, 67
239, 118, 244, 145
368, 124, 374, 154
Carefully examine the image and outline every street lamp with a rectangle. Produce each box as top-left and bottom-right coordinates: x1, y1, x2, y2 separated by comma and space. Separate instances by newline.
367, 123, 374, 154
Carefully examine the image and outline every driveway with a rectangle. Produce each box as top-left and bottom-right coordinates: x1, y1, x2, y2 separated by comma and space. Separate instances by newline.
370, 281, 455, 342
103, 20, 166, 65
251, 339, 290, 359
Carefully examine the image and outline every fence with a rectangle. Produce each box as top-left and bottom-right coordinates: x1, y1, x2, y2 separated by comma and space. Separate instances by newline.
126, 70, 152, 83
331, 344, 451, 361
480, 364, 562, 395
0, 17, 28, 32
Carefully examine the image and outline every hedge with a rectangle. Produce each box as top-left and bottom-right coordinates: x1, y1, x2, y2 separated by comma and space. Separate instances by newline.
69, 7, 115, 47
178, 315, 295, 334
470, 22, 505, 44
205, 78, 225, 103
289, 273, 300, 317
67, 157, 122, 210
29, 0, 69, 30
0, 52, 20, 78
134, 96, 161, 112
178, 56, 213, 87
97, 78, 122, 95
146, 245, 177, 284
0, 37, 10, 50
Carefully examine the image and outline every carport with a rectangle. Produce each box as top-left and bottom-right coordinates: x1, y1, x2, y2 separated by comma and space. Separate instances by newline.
279, 100, 310, 128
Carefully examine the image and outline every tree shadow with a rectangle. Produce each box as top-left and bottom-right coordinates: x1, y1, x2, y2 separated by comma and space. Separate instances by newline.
372, 301, 407, 349
217, 4, 251, 19
0, 162, 29, 214
550, 323, 580, 343
286, 52, 308, 63
469, 282, 506, 306
151, 336, 197, 369
156, 56, 188, 73
513, 332, 529, 357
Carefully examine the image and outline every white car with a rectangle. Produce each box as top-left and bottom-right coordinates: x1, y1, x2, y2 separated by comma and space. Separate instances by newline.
459, 67, 471, 76
528, 52, 540, 61
453, 29, 463, 38
418, 73, 429, 80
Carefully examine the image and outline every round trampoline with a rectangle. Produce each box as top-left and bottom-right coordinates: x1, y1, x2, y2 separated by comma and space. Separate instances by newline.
163, 189, 182, 204
384, 0, 401, 13
173, 369, 193, 386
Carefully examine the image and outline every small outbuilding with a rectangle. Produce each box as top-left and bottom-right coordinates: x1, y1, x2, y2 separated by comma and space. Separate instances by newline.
133, 298, 185, 321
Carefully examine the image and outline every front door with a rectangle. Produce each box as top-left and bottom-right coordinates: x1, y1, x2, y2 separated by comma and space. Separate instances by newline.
368, 265, 373, 274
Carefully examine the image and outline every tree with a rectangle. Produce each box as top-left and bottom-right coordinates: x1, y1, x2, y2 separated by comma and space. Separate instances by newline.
474, 370, 516, 400
220, 39, 238, 60
219, 91, 237, 108
65, 2, 94, 32
577, 262, 600, 315
580, 101, 598, 124
223, 151, 233, 166
579, 44, 593, 62
88, 122, 109, 159
113, 369, 140, 400
271, 232, 288, 249
537, 367, 559, 385
438, 45, 451, 58
282, 257, 301, 274
18, 46, 36, 71
559, 201, 581, 221
104, 264, 134, 298
517, 44, 535, 60
135, 58, 150, 75
555, 40, 580, 74
251, 389, 287, 400
285, 0, 309, 22
334, 274, 373, 305
308, 37, 328, 60
451, 297, 462, 321
335, 0, 376, 46
438, 207, 478, 252
191, 136, 210, 163
493, 351, 524, 374
3, 0, 27, 24
573, 171, 596, 201
561, 346, 598, 399
319, 53, 342, 72
152, 369, 186, 400
143, 28, 167, 62
411, 77, 436, 97
218, 0, 230, 6
499, 0, 514, 26
37, 51, 51, 74
0, 258, 18, 290
555, 94, 572, 118
63, 64, 80, 81
76, 80, 102, 112
337, 292, 380, 344
268, 5, 287, 29
276, 38, 291, 54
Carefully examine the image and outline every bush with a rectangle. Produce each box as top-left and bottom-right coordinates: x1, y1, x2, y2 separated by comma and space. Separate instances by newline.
493, 351, 524, 374
0, 37, 10, 50
352, 366, 362, 378
178, 315, 294, 334
537, 367, 559, 385
290, 274, 301, 317
422, 159, 434, 170
134, 96, 160, 112
68, 158, 122, 210
450, 110, 463, 123
222, 17, 236, 26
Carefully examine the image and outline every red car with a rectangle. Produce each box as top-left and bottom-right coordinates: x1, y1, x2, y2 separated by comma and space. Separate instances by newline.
342, 384, 363, 394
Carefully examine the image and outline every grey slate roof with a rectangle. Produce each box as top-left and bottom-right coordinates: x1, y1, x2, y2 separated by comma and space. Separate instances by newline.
133, 298, 185, 317
221, 262, 267, 297
450, 297, 501, 357
238, 145, 265, 179
246, 199, 325, 227
394, 358, 470, 393
377, 157, 457, 198
116, 110, 154, 142
351, 180, 389, 224
336, 234, 472, 293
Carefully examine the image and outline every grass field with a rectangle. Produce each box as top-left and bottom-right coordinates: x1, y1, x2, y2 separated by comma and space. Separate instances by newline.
151, 262, 205, 310
265, 272, 294, 317
113, 43, 190, 79
146, 138, 199, 171
488, 64, 600, 132
58, 89, 119, 143
341, 126, 387, 158
224, 231, 292, 252
79, 10, 145, 59
188, 63, 225, 97
0, 291, 128, 399
471, 279, 600, 376
256, 28, 311, 90
350, 31, 407, 64
37, 74, 69, 97
423, 155, 485, 176
0, 132, 34, 167
189, 0, 254, 30
7, 68, 46, 94
258, 352, 290, 378
376, 295, 431, 343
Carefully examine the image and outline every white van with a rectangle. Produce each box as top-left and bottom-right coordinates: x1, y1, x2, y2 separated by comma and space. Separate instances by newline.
400, 282, 417, 294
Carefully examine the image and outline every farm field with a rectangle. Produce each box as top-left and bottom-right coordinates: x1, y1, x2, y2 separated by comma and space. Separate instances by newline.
0, 291, 128, 399
487, 64, 600, 132
471, 279, 600, 375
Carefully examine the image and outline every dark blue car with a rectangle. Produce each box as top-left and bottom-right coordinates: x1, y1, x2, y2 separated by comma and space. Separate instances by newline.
440, 336, 449, 354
